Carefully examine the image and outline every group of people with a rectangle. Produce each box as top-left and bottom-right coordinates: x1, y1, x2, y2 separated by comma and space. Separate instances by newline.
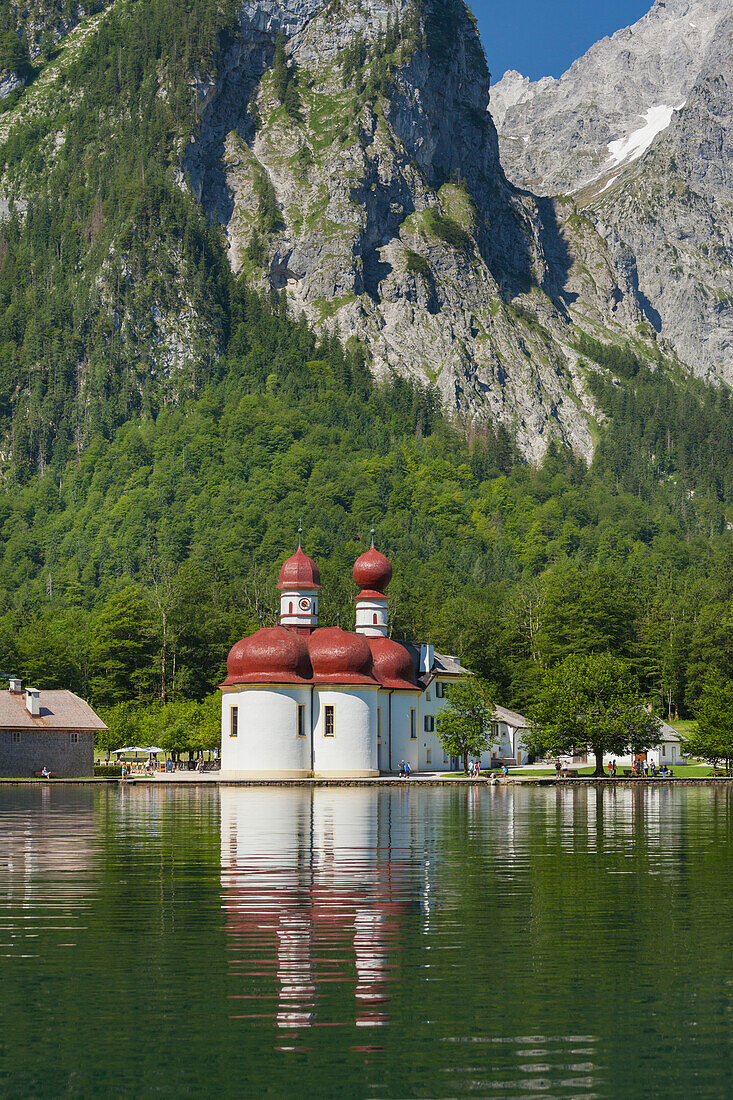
398, 760, 412, 777
553, 758, 674, 778
630, 759, 674, 778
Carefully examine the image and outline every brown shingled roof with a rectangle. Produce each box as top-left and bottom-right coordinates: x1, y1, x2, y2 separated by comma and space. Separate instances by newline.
0, 690, 107, 731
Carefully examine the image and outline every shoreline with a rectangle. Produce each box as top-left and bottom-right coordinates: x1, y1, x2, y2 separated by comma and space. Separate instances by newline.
1, 775, 732, 788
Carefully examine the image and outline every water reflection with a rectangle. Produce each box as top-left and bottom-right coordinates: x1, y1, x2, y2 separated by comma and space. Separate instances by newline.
0, 782, 731, 1096
221, 788, 420, 1035
0, 786, 96, 956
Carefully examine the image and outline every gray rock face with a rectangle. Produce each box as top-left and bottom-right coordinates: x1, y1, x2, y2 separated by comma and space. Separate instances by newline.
491, 0, 729, 195
7, 0, 111, 59
185, 0, 652, 461
491, 0, 733, 382
0, 73, 23, 100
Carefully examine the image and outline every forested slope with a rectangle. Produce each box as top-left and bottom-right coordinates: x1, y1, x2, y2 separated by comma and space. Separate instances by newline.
0, 0, 732, 744
3, 279, 733, 732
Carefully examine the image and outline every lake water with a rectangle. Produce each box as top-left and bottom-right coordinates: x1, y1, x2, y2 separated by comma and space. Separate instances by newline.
0, 783, 731, 1098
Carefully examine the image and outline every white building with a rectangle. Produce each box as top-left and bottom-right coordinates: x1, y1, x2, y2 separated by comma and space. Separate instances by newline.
486, 706, 532, 768
219, 540, 469, 778
602, 719, 687, 768
557, 718, 688, 769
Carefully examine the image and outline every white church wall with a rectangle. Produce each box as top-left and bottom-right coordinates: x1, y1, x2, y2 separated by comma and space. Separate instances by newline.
390, 692, 420, 772
312, 686, 379, 777
388, 682, 461, 773
220, 686, 312, 778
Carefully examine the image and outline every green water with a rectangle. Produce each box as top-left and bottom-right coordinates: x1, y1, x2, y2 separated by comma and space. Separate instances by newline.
0, 783, 732, 1098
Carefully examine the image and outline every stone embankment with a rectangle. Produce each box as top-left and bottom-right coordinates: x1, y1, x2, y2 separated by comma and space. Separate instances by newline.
0, 776, 731, 787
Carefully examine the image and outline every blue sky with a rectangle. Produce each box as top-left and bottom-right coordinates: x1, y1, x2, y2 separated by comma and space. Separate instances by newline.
471, 0, 652, 81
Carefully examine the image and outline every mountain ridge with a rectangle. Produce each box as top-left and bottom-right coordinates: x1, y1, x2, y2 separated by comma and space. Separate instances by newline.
491, 0, 733, 384
0, 0, 716, 475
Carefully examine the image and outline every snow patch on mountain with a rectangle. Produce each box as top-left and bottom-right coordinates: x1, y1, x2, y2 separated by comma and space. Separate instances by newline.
607, 103, 684, 168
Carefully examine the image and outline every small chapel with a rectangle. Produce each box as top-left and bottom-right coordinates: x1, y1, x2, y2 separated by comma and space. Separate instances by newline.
219, 539, 469, 778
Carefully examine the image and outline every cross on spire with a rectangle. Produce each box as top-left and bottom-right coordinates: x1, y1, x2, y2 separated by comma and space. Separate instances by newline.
370, 526, 375, 548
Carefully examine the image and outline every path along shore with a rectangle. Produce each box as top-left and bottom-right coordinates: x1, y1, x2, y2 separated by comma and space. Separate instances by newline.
1, 774, 732, 787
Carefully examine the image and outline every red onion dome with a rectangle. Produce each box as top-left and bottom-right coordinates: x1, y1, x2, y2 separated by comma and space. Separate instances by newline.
308, 627, 376, 685
278, 546, 321, 590
352, 546, 392, 594
222, 626, 313, 685
366, 636, 417, 690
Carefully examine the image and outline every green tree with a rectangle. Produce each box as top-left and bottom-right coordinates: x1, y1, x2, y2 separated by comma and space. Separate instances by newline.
271, 32, 288, 102
686, 672, 733, 772
0, 32, 31, 79
88, 587, 156, 704
526, 653, 661, 776
435, 677, 492, 773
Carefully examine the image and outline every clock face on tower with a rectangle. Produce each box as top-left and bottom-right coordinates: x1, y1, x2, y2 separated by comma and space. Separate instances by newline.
298, 597, 311, 612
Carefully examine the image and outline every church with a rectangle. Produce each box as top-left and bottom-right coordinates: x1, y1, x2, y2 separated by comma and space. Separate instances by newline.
220, 540, 469, 778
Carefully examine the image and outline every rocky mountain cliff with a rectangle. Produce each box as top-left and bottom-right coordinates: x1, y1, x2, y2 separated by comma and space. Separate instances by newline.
181, 0, 661, 461
0, 0, 679, 471
492, 0, 733, 382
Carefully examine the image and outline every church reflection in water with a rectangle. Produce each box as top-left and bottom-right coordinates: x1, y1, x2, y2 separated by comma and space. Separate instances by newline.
220, 787, 431, 1034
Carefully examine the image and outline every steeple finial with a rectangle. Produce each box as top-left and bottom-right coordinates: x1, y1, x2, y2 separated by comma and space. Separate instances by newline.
370, 526, 375, 548
297, 519, 302, 548
336, 610, 341, 627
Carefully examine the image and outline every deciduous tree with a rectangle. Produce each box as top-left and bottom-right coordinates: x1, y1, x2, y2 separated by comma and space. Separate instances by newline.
526, 653, 660, 776
686, 672, 733, 772
436, 677, 492, 773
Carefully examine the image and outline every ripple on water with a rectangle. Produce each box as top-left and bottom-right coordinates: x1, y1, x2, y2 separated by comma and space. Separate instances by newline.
0, 784, 731, 1097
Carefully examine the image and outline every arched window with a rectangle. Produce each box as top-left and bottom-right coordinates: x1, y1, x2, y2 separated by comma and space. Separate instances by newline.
289, 601, 293, 614
373, 613, 378, 624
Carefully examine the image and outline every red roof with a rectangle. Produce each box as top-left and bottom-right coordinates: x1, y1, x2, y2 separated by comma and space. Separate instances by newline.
278, 546, 321, 590
223, 626, 313, 685
352, 546, 392, 594
222, 625, 391, 687
366, 636, 418, 691
309, 627, 375, 685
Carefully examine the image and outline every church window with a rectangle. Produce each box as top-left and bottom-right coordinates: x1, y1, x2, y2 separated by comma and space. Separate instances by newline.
230, 706, 238, 738
70, 733, 78, 744
424, 715, 434, 732
289, 601, 293, 614
373, 613, 378, 624
324, 706, 335, 737
12, 731, 20, 743
297, 705, 306, 737
410, 709, 416, 739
